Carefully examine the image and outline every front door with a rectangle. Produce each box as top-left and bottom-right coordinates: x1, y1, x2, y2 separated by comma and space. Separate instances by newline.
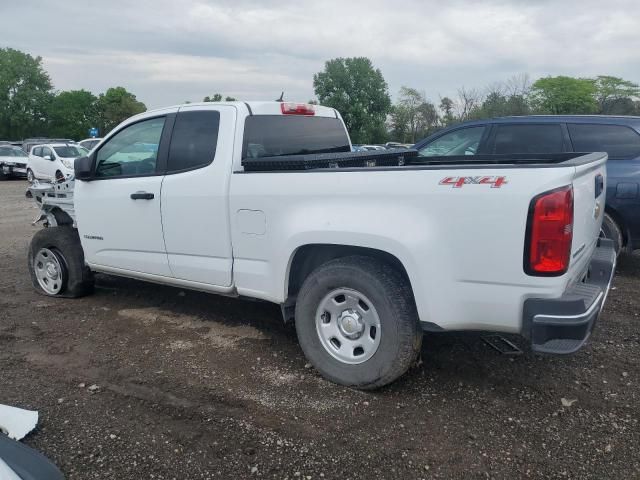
74, 113, 175, 277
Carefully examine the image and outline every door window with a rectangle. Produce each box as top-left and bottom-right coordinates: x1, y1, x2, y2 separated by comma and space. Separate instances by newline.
41, 147, 53, 159
95, 117, 166, 178
167, 111, 220, 173
418, 126, 486, 157
33, 147, 42, 157
568, 124, 640, 159
492, 124, 563, 154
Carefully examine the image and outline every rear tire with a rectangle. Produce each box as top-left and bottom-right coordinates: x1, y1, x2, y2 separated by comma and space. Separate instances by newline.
295, 255, 422, 390
600, 213, 623, 256
28, 227, 94, 298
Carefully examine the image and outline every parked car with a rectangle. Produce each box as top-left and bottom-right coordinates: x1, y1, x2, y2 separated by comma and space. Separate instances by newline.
78, 138, 103, 151
384, 142, 413, 149
27, 143, 89, 182
26, 101, 614, 389
0, 145, 29, 179
414, 116, 640, 254
21, 138, 75, 155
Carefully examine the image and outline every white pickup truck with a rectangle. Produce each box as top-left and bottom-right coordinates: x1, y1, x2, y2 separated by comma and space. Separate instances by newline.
27, 101, 616, 389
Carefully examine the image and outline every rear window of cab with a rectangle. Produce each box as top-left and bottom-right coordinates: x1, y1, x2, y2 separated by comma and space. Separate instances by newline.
242, 116, 350, 159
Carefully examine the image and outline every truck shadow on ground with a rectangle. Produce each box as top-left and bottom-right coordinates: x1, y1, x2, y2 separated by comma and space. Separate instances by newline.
89, 269, 605, 397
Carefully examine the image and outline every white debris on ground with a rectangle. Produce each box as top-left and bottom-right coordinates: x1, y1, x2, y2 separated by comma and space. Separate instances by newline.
0, 404, 38, 440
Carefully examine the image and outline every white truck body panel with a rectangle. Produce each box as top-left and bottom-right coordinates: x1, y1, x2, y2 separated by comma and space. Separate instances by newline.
230, 162, 603, 333
161, 104, 237, 286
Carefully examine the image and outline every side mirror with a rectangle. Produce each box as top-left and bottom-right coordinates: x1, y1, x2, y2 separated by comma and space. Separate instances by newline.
43, 155, 53, 161
74, 155, 94, 181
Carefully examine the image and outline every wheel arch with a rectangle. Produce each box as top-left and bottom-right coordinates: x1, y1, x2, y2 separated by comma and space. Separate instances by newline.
604, 206, 629, 249
283, 243, 417, 322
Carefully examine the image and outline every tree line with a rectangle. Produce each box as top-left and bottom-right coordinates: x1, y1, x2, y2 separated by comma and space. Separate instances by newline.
313, 58, 640, 144
0, 48, 146, 140
2, 47, 640, 144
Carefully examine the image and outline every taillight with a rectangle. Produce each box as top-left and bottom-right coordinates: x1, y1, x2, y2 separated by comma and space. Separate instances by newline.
280, 102, 315, 115
525, 185, 574, 276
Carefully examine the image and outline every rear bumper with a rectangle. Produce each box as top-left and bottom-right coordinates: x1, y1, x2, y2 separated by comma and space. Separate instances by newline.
522, 238, 616, 354
1, 163, 27, 177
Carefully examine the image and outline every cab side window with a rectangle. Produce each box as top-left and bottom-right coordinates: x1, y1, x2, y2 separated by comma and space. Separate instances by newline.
568, 124, 640, 159
95, 117, 166, 178
167, 110, 220, 173
418, 126, 486, 157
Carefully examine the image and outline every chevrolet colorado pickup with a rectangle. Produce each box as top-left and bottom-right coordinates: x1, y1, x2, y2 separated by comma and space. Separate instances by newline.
26, 101, 616, 389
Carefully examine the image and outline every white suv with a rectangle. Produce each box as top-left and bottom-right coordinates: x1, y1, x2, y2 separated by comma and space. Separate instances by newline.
27, 143, 89, 182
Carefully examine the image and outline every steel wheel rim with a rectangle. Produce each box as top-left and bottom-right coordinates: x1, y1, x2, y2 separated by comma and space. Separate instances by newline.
315, 288, 381, 365
34, 248, 64, 294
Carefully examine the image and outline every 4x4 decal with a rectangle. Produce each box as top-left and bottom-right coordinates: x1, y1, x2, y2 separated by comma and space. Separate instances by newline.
439, 176, 508, 188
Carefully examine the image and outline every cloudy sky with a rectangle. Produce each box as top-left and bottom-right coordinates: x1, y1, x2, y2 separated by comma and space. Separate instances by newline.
3, 0, 639, 108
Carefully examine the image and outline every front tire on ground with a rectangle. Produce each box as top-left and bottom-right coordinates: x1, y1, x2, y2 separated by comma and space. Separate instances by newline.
600, 212, 623, 256
26, 169, 34, 183
295, 255, 422, 390
28, 227, 94, 298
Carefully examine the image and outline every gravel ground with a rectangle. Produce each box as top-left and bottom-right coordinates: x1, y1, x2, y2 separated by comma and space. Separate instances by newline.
1, 179, 639, 479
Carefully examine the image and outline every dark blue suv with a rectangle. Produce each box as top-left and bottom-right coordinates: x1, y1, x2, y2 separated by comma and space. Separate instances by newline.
414, 116, 640, 254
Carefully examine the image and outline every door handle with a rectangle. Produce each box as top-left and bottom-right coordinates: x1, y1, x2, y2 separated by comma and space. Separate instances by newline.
130, 191, 154, 200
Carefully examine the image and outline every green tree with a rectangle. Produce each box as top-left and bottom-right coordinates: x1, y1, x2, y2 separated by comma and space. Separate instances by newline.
391, 87, 438, 142
0, 47, 53, 139
439, 97, 455, 126
313, 57, 391, 144
96, 87, 146, 134
530, 76, 597, 114
593, 75, 640, 114
203, 94, 236, 102
48, 90, 98, 139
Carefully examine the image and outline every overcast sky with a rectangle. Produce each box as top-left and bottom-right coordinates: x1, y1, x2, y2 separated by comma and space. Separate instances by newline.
3, 0, 639, 109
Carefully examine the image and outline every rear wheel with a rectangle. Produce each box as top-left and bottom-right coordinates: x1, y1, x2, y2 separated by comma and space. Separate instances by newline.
28, 227, 94, 297
295, 256, 422, 390
600, 213, 623, 256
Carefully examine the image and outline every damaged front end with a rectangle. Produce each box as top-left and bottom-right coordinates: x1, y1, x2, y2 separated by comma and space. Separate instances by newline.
27, 177, 76, 228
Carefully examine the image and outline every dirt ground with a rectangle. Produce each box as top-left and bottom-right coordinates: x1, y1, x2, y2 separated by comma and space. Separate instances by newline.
1, 179, 639, 479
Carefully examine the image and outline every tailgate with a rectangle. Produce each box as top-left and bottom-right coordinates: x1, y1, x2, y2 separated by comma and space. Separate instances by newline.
570, 153, 608, 271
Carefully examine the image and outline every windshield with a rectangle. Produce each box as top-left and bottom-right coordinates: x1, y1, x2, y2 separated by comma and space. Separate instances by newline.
53, 146, 89, 158
0, 146, 27, 157
242, 116, 350, 158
